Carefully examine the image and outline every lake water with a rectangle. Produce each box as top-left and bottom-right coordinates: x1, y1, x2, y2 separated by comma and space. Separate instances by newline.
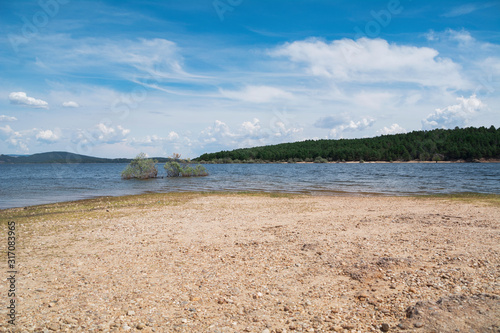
0, 163, 499, 209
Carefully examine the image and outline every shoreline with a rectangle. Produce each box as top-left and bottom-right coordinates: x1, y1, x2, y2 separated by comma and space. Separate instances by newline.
1, 192, 498, 332
2, 190, 500, 212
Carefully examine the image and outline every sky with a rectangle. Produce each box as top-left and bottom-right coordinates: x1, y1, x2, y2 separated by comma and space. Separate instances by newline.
0, 0, 499, 158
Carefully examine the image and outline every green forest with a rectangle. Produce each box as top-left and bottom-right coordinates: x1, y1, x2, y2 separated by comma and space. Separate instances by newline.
195, 126, 500, 163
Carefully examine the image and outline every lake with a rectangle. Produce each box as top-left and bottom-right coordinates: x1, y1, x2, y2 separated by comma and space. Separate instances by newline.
0, 162, 499, 209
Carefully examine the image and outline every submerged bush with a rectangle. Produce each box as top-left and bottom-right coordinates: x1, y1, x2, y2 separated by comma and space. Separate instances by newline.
121, 153, 158, 179
164, 154, 208, 177
164, 161, 182, 177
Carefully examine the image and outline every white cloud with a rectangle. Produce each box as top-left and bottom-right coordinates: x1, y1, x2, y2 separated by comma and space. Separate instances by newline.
73, 123, 131, 146
131, 132, 180, 146
352, 91, 395, 110
442, 3, 497, 17
442, 4, 479, 17
271, 37, 467, 89
329, 117, 375, 138
0, 125, 29, 152
36, 129, 60, 143
62, 101, 80, 108
378, 123, 406, 135
220, 86, 294, 103
0, 115, 17, 122
421, 95, 486, 130
9, 92, 49, 109
199, 118, 303, 150
314, 115, 348, 129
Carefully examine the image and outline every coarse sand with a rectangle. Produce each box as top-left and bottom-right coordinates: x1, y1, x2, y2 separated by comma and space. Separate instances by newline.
1, 193, 499, 332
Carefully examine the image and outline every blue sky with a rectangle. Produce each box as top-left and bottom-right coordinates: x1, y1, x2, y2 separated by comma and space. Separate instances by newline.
1, 0, 499, 158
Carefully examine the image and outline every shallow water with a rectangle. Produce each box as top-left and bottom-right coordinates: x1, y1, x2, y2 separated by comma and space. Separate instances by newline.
0, 162, 499, 209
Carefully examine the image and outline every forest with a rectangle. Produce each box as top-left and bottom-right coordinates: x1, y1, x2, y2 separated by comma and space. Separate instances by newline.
195, 126, 500, 163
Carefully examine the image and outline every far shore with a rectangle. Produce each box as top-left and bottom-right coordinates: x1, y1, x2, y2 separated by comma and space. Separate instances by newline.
201, 158, 500, 164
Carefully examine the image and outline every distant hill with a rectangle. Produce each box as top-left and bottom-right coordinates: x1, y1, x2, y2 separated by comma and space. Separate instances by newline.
0, 151, 171, 164
195, 126, 500, 163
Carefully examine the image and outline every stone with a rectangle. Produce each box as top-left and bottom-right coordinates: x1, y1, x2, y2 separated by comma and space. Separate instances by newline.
414, 322, 423, 328
380, 323, 390, 332
342, 324, 355, 330
47, 323, 60, 331
127, 310, 135, 316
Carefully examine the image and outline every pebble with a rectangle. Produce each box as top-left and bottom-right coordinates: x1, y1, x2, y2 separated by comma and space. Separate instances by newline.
137, 323, 146, 330
262, 329, 270, 333
127, 310, 135, 316
46, 323, 60, 331
380, 323, 390, 332
414, 322, 423, 328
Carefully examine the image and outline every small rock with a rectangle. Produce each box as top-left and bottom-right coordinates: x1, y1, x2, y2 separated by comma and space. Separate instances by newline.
389, 284, 396, 289
122, 324, 131, 331
342, 324, 355, 330
414, 322, 423, 328
137, 323, 146, 330
397, 323, 408, 330
48, 302, 56, 308
47, 323, 60, 331
355, 292, 369, 300
127, 310, 135, 316
181, 318, 188, 323
380, 323, 390, 332
408, 287, 417, 293
262, 329, 270, 333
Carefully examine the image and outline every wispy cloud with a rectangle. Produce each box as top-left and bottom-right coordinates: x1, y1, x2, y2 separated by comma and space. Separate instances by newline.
0, 115, 18, 122
442, 3, 497, 17
220, 85, 294, 103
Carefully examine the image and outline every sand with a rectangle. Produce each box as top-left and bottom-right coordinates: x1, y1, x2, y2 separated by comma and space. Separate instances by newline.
0, 193, 499, 332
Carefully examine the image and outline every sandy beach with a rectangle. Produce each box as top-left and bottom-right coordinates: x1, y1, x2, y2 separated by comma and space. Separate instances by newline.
1, 193, 499, 332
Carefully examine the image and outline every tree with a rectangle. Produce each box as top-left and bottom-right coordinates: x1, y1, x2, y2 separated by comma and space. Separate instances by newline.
121, 153, 158, 179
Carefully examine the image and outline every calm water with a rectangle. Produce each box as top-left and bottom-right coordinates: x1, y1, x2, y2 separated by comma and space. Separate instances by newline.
0, 163, 499, 209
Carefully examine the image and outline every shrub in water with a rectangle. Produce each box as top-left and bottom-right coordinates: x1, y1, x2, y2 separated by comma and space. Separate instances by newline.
164, 153, 208, 177
121, 153, 158, 179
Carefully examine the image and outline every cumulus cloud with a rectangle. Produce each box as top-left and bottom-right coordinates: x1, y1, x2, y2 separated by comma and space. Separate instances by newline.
0, 115, 17, 122
9, 92, 49, 109
199, 118, 303, 149
220, 86, 294, 103
73, 123, 131, 146
0, 125, 29, 152
36, 129, 60, 143
421, 95, 485, 130
314, 115, 348, 129
378, 123, 406, 135
131, 132, 180, 146
329, 117, 376, 138
270, 38, 466, 89
62, 101, 80, 108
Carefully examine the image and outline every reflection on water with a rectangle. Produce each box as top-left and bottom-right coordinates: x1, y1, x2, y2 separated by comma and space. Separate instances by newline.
0, 162, 499, 209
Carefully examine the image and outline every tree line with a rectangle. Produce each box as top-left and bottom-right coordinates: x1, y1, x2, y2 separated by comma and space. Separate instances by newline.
195, 126, 500, 163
